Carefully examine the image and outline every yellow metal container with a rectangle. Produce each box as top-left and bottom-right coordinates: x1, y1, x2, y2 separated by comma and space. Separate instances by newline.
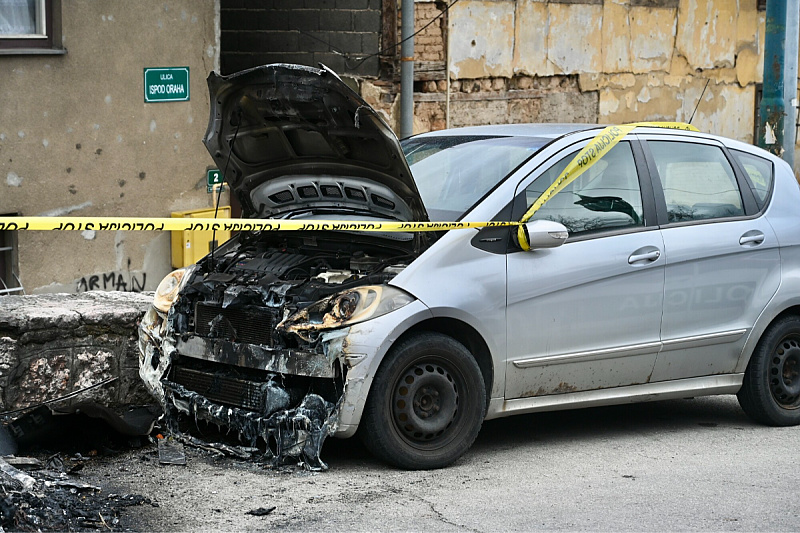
170, 206, 231, 268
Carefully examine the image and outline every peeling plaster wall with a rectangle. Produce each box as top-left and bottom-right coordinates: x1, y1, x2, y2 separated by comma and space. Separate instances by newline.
0, 1, 219, 293
370, 0, 781, 156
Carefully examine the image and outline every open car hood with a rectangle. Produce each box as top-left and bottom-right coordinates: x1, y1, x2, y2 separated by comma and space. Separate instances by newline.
203, 64, 428, 222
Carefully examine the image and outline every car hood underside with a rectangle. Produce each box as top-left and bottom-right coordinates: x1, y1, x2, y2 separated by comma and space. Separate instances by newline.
203, 63, 429, 222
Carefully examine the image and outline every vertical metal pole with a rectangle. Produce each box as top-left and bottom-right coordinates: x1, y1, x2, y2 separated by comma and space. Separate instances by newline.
759, 0, 787, 157
400, 0, 415, 139
445, 4, 451, 129
782, 2, 799, 169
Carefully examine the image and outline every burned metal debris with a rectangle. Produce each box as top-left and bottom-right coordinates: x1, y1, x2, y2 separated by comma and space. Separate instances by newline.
163, 381, 339, 471
5, 402, 159, 455
0, 454, 154, 532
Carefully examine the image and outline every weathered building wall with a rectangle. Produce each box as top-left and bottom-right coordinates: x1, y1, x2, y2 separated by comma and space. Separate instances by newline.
0, 0, 220, 294
366, 0, 776, 154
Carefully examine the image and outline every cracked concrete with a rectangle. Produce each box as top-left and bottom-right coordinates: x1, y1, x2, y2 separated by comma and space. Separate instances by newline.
79, 395, 800, 531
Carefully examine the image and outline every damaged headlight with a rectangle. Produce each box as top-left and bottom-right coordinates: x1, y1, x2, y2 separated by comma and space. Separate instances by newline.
153, 265, 196, 312
281, 285, 414, 334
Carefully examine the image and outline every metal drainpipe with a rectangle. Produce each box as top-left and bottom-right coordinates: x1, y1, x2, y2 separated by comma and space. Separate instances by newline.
759, 0, 787, 157
400, 0, 414, 139
782, 2, 799, 170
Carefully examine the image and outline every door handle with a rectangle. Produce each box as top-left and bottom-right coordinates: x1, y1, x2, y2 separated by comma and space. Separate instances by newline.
628, 249, 661, 264
739, 231, 765, 246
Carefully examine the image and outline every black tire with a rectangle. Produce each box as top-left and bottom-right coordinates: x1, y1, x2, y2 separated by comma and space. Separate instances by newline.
738, 316, 800, 426
359, 332, 486, 470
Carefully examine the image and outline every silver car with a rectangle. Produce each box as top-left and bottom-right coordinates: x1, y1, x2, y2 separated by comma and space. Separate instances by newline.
139, 64, 800, 470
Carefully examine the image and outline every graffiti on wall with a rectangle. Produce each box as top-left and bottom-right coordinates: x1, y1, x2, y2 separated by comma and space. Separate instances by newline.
76, 271, 147, 293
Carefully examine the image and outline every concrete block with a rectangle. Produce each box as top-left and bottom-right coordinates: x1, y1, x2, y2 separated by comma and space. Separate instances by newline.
336, 0, 369, 8
546, 3, 603, 74
289, 9, 320, 31
450, 1, 515, 79
352, 9, 381, 32
258, 9, 290, 31
0, 292, 153, 410
299, 31, 335, 52
513, 0, 552, 76
319, 9, 352, 31
630, 6, 677, 73
676, 0, 736, 70
601, 0, 632, 73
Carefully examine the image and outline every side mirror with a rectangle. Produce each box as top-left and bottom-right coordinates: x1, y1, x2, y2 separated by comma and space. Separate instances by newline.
520, 220, 569, 250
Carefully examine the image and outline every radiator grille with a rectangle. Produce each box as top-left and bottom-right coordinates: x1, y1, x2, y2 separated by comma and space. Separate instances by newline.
194, 303, 273, 346
172, 366, 264, 411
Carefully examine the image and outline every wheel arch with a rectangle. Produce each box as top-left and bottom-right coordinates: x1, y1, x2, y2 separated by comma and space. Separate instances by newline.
739, 304, 800, 374
398, 317, 495, 412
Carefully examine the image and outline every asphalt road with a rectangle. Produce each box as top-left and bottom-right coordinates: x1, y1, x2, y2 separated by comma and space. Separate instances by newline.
89, 395, 799, 531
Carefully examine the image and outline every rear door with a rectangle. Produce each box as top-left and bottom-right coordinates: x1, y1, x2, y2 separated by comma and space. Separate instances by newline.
640, 136, 781, 381
505, 138, 665, 398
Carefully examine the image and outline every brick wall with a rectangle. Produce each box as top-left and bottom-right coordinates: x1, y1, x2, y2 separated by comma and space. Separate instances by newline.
396, 1, 446, 63
220, 0, 383, 77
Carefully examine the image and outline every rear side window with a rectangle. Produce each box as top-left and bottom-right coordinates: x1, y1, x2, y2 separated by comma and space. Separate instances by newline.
648, 141, 744, 222
730, 149, 774, 210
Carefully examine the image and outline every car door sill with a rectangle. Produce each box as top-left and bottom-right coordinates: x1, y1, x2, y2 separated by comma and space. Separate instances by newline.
487, 374, 743, 420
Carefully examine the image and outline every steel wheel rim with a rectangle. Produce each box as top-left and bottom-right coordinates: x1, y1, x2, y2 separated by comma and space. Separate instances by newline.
392, 358, 462, 449
769, 334, 800, 409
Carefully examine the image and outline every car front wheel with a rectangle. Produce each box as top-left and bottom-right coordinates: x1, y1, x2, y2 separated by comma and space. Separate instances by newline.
359, 332, 486, 470
738, 316, 800, 426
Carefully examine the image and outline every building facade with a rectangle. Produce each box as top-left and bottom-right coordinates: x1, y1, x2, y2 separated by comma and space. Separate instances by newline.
0, 0, 791, 294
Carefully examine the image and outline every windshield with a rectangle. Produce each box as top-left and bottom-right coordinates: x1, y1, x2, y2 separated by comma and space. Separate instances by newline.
402, 135, 547, 220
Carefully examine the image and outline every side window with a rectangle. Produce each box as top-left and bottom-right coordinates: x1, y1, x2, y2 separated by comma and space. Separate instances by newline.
0, 0, 63, 53
524, 142, 644, 236
730, 149, 773, 210
648, 141, 744, 222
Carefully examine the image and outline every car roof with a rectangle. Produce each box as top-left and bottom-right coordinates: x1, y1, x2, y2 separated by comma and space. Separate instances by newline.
408, 123, 599, 140
407, 123, 786, 167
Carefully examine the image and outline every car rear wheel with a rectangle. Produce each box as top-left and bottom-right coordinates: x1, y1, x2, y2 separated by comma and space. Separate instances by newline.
359, 332, 486, 470
738, 316, 800, 426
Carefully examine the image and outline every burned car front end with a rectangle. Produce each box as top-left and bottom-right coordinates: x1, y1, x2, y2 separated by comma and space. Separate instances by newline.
138, 64, 430, 469
139, 229, 419, 469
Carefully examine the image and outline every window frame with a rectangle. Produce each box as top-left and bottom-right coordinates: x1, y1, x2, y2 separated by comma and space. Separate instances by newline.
0, 0, 64, 54
0, 214, 22, 295
639, 135, 760, 228
510, 136, 659, 244
728, 148, 775, 214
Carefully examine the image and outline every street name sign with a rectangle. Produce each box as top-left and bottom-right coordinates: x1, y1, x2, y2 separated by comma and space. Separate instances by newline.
144, 67, 190, 103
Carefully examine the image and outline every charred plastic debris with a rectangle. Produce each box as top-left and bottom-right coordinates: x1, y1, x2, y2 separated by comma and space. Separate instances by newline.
0, 401, 160, 531
139, 228, 419, 470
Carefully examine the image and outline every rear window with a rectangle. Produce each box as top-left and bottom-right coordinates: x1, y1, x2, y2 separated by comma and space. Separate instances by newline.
730, 149, 774, 210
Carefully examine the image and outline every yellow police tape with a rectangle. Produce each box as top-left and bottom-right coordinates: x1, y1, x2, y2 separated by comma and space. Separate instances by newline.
516, 121, 698, 250
0, 122, 698, 242
0, 217, 516, 232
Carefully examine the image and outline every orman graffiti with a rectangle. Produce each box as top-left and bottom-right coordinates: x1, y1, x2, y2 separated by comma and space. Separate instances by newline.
76, 271, 147, 293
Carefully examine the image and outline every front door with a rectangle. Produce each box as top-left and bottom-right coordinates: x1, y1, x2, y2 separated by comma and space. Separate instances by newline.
505, 140, 665, 398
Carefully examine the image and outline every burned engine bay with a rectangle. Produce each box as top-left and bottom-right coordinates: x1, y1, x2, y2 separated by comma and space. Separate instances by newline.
139, 228, 418, 470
